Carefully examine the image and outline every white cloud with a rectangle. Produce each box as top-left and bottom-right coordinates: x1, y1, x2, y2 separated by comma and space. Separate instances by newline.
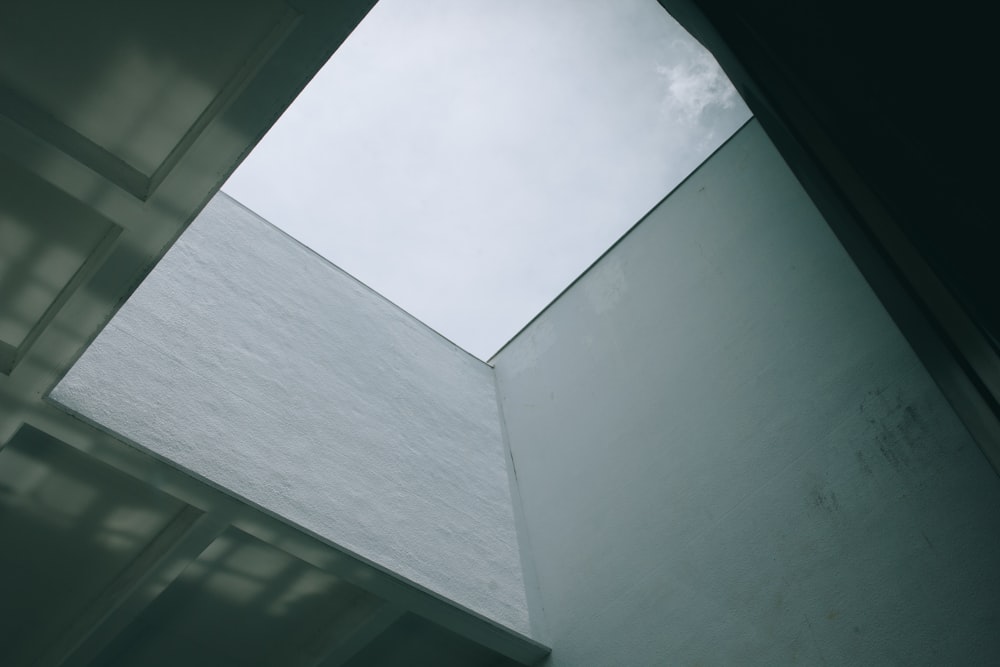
657, 45, 738, 124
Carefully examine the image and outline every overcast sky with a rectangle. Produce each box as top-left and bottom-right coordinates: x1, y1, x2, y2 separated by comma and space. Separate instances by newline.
223, 0, 750, 360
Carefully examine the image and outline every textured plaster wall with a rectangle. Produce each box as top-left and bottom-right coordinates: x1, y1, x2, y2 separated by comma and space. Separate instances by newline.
52, 194, 530, 635
492, 120, 1000, 665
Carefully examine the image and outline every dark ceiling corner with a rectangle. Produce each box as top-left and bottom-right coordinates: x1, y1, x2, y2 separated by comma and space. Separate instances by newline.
658, 0, 1000, 471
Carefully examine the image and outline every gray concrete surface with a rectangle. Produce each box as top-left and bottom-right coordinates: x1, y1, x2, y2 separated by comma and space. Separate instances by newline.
492, 120, 1000, 665
52, 194, 531, 636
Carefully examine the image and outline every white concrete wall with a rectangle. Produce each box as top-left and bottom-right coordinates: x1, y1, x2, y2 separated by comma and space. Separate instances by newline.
492, 120, 1000, 665
52, 194, 531, 636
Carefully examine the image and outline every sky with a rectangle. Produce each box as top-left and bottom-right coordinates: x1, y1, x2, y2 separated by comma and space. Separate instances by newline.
223, 0, 750, 360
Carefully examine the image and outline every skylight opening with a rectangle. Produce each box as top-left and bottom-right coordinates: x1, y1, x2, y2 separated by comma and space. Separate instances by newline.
222, 0, 750, 360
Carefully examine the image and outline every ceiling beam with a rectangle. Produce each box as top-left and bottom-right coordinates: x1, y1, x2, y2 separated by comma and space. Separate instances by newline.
312, 603, 405, 667
36, 507, 230, 667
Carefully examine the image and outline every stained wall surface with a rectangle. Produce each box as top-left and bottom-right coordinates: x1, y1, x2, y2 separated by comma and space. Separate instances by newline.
492, 120, 1000, 665
52, 194, 531, 636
